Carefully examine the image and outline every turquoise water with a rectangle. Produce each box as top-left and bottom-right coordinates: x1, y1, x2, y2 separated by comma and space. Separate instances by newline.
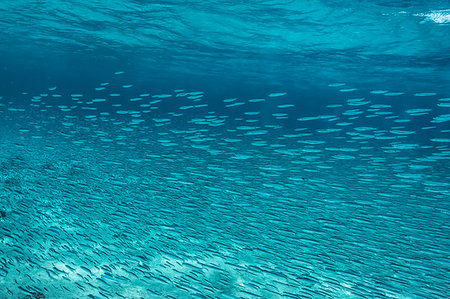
0, 1, 449, 298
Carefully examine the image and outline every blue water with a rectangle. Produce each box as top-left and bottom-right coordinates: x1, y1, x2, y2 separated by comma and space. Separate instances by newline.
0, 1, 449, 298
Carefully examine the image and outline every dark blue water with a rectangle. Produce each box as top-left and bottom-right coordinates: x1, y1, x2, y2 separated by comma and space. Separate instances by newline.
0, 1, 449, 298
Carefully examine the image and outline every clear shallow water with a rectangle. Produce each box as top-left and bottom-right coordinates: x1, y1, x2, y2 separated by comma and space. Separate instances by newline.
0, 1, 449, 298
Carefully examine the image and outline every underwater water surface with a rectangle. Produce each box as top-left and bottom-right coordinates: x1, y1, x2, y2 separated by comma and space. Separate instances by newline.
0, 1, 449, 298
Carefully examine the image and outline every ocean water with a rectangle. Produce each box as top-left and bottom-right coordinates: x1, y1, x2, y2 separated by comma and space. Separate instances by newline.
0, 1, 449, 298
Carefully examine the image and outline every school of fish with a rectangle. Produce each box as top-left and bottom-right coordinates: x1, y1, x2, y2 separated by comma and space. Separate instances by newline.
0, 72, 449, 298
